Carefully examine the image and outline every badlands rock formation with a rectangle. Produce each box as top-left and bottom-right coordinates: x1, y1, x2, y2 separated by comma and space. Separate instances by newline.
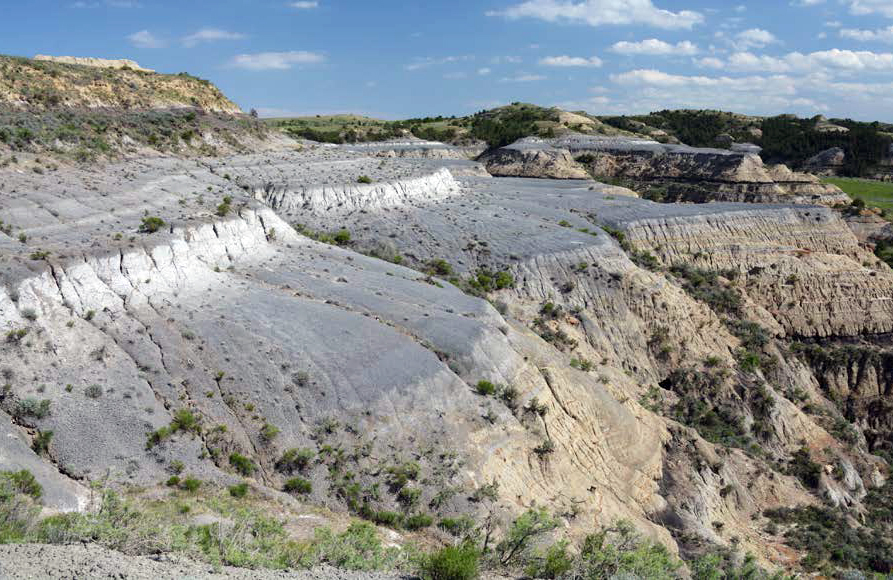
33, 55, 154, 72
1, 135, 891, 574
480, 135, 850, 206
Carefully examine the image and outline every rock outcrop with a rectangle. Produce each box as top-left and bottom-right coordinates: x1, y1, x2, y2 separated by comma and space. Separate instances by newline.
33, 55, 154, 73
478, 143, 590, 179
0, 54, 242, 113
479, 135, 850, 206
804, 147, 846, 175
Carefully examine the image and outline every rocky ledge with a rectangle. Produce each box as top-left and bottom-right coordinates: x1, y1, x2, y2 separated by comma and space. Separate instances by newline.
479, 135, 850, 206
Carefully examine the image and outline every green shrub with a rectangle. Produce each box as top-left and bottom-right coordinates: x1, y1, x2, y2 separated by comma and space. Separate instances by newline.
404, 513, 434, 530
260, 423, 280, 442
308, 522, 401, 571
494, 507, 559, 567
357, 175, 372, 184
418, 543, 480, 580
5, 328, 29, 344
31, 430, 53, 455
397, 486, 421, 508
525, 539, 574, 579
786, 447, 822, 489
333, 229, 351, 245
1, 469, 43, 500
229, 452, 256, 476
475, 380, 497, 396
283, 477, 312, 494
385, 461, 420, 490
15, 398, 51, 420
438, 515, 475, 537
138, 216, 165, 234
276, 448, 315, 473
573, 520, 679, 578
369, 509, 402, 527
180, 477, 201, 492
85, 384, 103, 398
427, 259, 453, 277
228, 483, 249, 498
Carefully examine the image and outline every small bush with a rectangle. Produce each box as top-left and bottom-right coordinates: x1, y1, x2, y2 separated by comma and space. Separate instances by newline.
427, 259, 453, 277
31, 430, 53, 455
786, 447, 822, 489
283, 477, 312, 494
404, 513, 434, 530
260, 423, 280, 442
331, 229, 351, 245
397, 486, 421, 508
180, 477, 201, 492
138, 216, 166, 234
438, 515, 475, 537
84, 384, 103, 398
357, 175, 372, 184
475, 380, 497, 396
15, 398, 51, 420
369, 509, 402, 527
1, 469, 43, 500
228, 483, 249, 498
308, 521, 401, 571
229, 452, 256, 476
276, 448, 315, 473
418, 543, 480, 580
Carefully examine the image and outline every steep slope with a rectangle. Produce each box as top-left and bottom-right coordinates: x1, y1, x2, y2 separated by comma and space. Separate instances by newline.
1, 129, 892, 576
0, 54, 240, 112
0, 54, 279, 162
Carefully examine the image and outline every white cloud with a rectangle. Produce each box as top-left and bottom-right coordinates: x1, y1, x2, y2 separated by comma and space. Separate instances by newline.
539, 55, 603, 67
182, 28, 245, 47
610, 38, 698, 56
499, 73, 547, 82
720, 49, 893, 73
848, 0, 893, 18
491, 56, 523, 64
790, 0, 823, 6
734, 28, 778, 49
694, 56, 725, 68
443, 72, 468, 79
487, 0, 704, 30
405, 55, 474, 71
288, 1, 318, 8
230, 51, 325, 70
841, 26, 893, 43
127, 30, 164, 48
478, 67, 492, 75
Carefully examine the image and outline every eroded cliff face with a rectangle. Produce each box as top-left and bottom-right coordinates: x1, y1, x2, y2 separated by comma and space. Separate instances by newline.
478, 135, 850, 206
1, 145, 890, 573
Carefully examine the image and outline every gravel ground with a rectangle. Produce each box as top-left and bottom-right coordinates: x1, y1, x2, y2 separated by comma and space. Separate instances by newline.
0, 544, 411, 580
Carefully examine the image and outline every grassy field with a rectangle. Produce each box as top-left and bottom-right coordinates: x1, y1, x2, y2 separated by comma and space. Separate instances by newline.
823, 177, 893, 211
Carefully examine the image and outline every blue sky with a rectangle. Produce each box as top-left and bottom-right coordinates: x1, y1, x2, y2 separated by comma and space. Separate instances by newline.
3, 0, 893, 121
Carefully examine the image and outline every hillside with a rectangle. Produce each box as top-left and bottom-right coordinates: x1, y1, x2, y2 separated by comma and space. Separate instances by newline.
600, 109, 893, 178
0, 54, 274, 162
0, 54, 241, 113
268, 103, 634, 148
2, 57, 893, 579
